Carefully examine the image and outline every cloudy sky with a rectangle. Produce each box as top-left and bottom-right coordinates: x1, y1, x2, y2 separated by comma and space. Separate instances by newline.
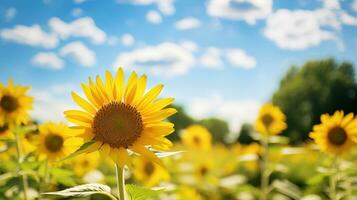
0, 0, 357, 133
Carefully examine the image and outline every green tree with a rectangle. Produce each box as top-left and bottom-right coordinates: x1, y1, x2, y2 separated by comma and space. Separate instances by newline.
167, 104, 196, 141
198, 118, 230, 143
236, 123, 255, 144
272, 59, 357, 144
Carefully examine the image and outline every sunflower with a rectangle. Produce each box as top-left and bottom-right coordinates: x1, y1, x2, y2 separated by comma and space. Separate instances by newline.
310, 111, 357, 155
72, 152, 100, 177
64, 69, 176, 167
255, 103, 287, 135
180, 125, 212, 151
132, 157, 170, 186
0, 80, 33, 126
35, 122, 81, 161
0, 123, 13, 140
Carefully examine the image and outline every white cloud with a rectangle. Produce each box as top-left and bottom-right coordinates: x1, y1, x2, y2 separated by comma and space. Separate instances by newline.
226, 49, 256, 69
60, 41, 96, 67
188, 94, 261, 132
49, 17, 106, 44
180, 40, 198, 52
323, 0, 340, 10
71, 8, 83, 17
340, 11, 357, 25
174, 17, 201, 30
264, 9, 339, 50
121, 34, 135, 46
199, 47, 223, 69
31, 52, 64, 70
146, 10, 162, 24
30, 84, 76, 122
207, 0, 272, 25
353, 0, 357, 12
0, 25, 58, 48
112, 42, 195, 77
5, 8, 17, 21
120, 0, 175, 15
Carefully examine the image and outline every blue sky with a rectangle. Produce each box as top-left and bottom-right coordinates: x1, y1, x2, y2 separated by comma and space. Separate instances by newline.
0, 0, 357, 132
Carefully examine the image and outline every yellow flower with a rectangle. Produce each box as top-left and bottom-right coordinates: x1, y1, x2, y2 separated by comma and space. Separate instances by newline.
310, 111, 357, 155
133, 157, 170, 187
64, 68, 176, 167
181, 125, 212, 151
72, 152, 100, 177
35, 122, 81, 161
0, 123, 13, 140
177, 186, 203, 200
255, 103, 287, 135
0, 80, 33, 126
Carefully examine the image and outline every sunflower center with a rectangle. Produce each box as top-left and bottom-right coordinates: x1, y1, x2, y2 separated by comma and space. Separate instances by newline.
0, 95, 19, 113
144, 162, 155, 176
328, 127, 347, 146
45, 134, 64, 152
199, 166, 208, 176
82, 160, 90, 167
193, 136, 201, 145
92, 101, 143, 148
262, 114, 274, 128
0, 124, 9, 134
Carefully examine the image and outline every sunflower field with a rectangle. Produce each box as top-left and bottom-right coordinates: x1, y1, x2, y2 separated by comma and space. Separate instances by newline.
1, 1, 357, 199
1, 61, 357, 200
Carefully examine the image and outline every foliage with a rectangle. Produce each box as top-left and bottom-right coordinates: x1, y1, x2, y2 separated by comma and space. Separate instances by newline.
198, 117, 230, 144
272, 59, 357, 143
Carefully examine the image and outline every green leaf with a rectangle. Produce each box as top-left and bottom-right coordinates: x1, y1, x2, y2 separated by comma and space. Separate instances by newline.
272, 179, 301, 200
126, 184, 163, 200
43, 183, 115, 199
61, 140, 95, 161
50, 168, 76, 186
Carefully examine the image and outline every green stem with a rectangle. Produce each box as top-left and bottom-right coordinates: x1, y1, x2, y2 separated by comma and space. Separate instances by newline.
14, 130, 28, 200
329, 156, 339, 200
260, 135, 269, 200
115, 164, 126, 200
39, 161, 49, 200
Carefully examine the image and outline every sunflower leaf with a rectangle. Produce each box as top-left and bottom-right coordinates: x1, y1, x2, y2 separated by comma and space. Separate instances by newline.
61, 140, 95, 161
126, 184, 163, 200
43, 183, 116, 199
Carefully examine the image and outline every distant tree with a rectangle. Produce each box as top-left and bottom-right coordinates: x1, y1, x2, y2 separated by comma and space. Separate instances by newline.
237, 123, 255, 144
272, 59, 357, 144
198, 118, 230, 143
167, 104, 196, 141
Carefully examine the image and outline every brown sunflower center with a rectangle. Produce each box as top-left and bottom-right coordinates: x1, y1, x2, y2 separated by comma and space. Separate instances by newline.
193, 136, 201, 145
199, 166, 208, 176
328, 126, 347, 146
45, 134, 64, 152
0, 124, 9, 134
0, 95, 19, 113
92, 101, 143, 148
262, 114, 274, 128
144, 162, 155, 176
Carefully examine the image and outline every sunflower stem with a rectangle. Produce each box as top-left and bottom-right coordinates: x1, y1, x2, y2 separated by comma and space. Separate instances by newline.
14, 129, 29, 200
329, 156, 339, 200
115, 164, 126, 200
260, 135, 269, 200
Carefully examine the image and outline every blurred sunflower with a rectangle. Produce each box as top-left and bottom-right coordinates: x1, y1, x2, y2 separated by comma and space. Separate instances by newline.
35, 122, 81, 161
310, 111, 357, 155
0, 123, 13, 140
255, 103, 287, 135
133, 157, 170, 186
64, 68, 176, 167
0, 80, 33, 126
180, 125, 212, 151
72, 152, 99, 177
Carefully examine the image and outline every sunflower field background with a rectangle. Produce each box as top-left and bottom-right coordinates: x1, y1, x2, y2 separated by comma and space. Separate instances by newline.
1, 0, 357, 200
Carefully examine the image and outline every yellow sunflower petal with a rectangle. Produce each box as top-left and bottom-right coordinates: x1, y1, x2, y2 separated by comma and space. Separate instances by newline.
131, 144, 164, 167
71, 92, 97, 115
